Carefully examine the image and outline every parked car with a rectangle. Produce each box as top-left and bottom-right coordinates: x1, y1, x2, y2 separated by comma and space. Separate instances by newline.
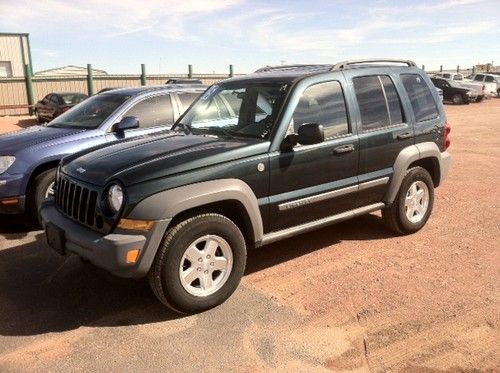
466, 73, 500, 97
430, 77, 472, 104
35, 92, 88, 123
435, 87, 444, 102
41, 59, 451, 314
434, 72, 464, 81
0, 85, 205, 223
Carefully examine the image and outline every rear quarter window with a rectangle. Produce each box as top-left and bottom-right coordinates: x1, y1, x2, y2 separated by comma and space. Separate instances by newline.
400, 74, 439, 122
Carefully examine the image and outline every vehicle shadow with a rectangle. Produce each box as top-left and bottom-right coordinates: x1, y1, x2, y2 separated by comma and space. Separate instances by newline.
0, 213, 393, 337
14, 117, 38, 129
246, 213, 394, 275
0, 233, 180, 336
0, 214, 35, 238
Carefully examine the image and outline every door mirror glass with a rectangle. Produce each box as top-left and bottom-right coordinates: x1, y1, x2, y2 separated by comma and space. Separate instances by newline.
297, 122, 324, 145
115, 116, 139, 133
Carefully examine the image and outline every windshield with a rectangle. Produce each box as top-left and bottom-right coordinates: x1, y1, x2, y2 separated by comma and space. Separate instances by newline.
176, 82, 290, 139
48, 93, 131, 129
61, 94, 87, 105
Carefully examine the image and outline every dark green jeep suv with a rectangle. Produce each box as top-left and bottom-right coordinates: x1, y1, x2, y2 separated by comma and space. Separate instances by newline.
41, 59, 451, 313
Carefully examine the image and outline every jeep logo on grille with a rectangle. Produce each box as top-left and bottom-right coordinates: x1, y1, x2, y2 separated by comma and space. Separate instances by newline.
76, 167, 86, 174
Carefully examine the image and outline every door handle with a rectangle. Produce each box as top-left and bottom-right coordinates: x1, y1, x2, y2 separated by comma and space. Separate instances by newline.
333, 144, 355, 154
397, 132, 412, 140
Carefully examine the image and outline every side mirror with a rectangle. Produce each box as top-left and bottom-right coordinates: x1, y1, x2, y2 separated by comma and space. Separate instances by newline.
114, 116, 139, 134
297, 122, 324, 145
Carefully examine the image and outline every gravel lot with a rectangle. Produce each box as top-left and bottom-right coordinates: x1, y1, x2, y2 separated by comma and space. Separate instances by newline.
0, 100, 499, 372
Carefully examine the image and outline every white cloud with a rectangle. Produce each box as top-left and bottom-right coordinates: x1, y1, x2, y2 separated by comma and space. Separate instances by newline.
0, 0, 243, 40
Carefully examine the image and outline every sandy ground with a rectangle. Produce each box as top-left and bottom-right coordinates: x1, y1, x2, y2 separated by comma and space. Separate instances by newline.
0, 101, 499, 372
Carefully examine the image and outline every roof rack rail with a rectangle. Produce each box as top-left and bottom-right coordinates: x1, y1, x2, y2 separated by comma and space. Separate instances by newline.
332, 59, 417, 70
254, 64, 333, 73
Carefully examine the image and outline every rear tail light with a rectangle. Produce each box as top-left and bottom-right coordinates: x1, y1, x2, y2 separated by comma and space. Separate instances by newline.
443, 121, 451, 150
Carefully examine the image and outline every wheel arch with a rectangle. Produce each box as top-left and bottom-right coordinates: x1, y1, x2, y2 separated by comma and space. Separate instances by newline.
384, 142, 445, 204
128, 179, 264, 246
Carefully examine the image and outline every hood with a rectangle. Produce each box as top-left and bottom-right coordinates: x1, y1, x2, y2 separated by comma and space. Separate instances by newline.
0, 125, 85, 155
62, 131, 267, 186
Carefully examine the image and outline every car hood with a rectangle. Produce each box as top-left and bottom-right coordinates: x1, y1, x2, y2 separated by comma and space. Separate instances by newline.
62, 131, 267, 186
0, 125, 86, 155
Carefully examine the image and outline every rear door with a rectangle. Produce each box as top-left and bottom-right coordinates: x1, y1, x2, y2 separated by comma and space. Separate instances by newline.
268, 79, 359, 231
343, 72, 412, 207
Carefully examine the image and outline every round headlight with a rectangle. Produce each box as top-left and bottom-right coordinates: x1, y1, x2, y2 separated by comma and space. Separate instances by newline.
107, 184, 124, 214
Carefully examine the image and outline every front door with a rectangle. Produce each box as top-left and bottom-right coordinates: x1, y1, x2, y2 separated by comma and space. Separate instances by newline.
268, 79, 359, 232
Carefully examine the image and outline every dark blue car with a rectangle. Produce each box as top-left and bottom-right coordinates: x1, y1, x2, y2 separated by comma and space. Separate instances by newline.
0, 85, 205, 222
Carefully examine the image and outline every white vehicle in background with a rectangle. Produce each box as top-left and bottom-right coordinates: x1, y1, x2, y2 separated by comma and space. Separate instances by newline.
432, 73, 485, 102
466, 73, 500, 97
435, 87, 444, 102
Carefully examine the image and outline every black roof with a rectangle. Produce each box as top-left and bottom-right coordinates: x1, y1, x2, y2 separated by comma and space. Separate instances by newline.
101, 84, 207, 96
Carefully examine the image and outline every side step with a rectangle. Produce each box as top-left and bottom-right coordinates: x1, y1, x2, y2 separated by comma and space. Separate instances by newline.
259, 203, 385, 246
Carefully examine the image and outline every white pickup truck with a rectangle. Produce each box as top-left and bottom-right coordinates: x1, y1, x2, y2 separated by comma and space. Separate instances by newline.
466, 73, 500, 97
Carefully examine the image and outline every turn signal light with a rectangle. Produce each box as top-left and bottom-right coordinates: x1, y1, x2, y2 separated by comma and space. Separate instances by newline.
117, 218, 155, 231
126, 249, 140, 264
1, 199, 18, 205
443, 121, 451, 150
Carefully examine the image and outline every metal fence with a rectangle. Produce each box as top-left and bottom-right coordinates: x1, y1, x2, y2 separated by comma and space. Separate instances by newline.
0, 63, 237, 116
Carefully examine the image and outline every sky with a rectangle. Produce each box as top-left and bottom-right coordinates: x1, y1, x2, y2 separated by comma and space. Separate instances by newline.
1, 0, 499, 74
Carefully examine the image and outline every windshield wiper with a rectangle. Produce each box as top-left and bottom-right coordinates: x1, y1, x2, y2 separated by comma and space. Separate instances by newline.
197, 126, 235, 139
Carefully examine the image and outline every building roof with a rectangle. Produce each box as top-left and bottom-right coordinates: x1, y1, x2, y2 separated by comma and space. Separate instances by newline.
34, 65, 108, 77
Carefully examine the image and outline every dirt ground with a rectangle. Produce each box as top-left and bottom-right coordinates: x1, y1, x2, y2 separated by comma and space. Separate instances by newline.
0, 100, 499, 372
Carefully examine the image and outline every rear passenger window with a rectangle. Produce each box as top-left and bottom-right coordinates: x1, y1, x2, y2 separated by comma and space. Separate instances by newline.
400, 74, 439, 122
353, 75, 404, 131
485, 76, 494, 83
291, 81, 349, 139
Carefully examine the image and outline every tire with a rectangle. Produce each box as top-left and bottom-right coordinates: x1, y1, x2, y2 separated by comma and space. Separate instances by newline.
148, 213, 246, 314
382, 166, 434, 235
475, 95, 484, 103
451, 93, 463, 105
30, 168, 56, 225
497, 89, 500, 98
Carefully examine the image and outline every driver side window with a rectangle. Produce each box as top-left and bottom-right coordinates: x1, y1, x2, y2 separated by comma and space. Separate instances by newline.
290, 81, 349, 140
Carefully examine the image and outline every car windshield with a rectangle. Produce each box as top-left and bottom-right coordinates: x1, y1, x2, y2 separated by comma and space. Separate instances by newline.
453, 74, 463, 80
48, 93, 132, 129
176, 81, 290, 139
61, 94, 87, 105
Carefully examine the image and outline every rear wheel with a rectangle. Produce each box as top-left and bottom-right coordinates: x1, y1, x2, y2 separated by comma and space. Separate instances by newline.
148, 213, 246, 314
475, 95, 484, 102
452, 93, 464, 105
382, 167, 434, 234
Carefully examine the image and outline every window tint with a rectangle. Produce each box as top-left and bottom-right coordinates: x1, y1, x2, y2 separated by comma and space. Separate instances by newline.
474, 74, 484, 81
401, 74, 439, 122
178, 92, 200, 110
291, 81, 349, 139
353, 76, 390, 131
125, 95, 174, 128
380, 76, 404, 125
485, 76, 495, 83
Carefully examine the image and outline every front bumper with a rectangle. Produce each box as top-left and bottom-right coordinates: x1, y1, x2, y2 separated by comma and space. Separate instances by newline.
40, 201, 170, 278
0, 173, 26, 214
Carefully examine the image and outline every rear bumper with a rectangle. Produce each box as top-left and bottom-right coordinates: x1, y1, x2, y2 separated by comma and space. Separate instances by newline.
439, 151, 451, 184
40, 202, 170, 278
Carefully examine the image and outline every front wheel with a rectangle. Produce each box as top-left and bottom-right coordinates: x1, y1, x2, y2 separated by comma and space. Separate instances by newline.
31, 168, 56, 225
148, 213, 246, 314
452, 93, 464, 105
382, 167, 434, 234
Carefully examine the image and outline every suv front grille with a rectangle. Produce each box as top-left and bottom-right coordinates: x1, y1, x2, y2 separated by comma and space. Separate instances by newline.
55, 174, 105, 231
